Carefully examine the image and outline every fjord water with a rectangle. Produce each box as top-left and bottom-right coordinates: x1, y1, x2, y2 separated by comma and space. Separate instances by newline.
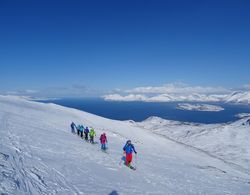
40, 98, 250, 124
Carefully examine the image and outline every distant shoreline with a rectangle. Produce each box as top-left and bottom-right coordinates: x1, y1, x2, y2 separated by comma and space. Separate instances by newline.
36, 98, 250, 124
177, 103, 224, 112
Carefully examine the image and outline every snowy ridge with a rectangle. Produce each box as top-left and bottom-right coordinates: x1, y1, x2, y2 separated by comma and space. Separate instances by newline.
104, 93, 225, 102
225, 91, 250, 104
1, 95, 250, 194
104, 91, 250, 104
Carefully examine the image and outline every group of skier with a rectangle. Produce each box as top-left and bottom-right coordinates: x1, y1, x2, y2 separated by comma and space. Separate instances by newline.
70, 121, 137, 169
71, 122, 103, 145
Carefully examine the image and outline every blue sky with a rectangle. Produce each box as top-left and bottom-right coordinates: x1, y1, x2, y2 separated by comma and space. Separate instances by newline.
0, 0, 250, 97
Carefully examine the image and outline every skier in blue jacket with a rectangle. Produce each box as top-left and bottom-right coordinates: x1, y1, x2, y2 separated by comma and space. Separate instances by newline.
123, 140, 137, 167
77, 125, 81, 136
79, 125, 84, 138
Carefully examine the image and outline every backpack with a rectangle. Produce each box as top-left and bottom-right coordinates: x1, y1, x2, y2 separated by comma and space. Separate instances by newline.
100, 134, 106, 140
84, 128, 89, 134
90, 129, 95, 137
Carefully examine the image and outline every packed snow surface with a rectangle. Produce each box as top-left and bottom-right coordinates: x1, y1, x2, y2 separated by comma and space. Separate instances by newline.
177, 103, 224, 112
1, 96, 250, 195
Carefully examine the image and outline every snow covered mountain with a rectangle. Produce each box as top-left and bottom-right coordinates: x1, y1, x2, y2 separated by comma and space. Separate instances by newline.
136, 116, 250, 173
1, 96, 250, 194
104, 91, 250, 104
224, 91, 250, 104
104, 93, 225, 102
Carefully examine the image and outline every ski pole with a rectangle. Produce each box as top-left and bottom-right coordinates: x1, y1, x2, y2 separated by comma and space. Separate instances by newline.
119, 152, 125, 166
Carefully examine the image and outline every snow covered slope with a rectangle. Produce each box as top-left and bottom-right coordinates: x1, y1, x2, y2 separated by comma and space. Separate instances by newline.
1, 96, 250, 194
136, 116, 250, 174
224, 92, 250, 104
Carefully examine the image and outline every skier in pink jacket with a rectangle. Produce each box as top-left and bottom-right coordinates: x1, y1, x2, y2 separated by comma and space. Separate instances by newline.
100, 133, 107, 151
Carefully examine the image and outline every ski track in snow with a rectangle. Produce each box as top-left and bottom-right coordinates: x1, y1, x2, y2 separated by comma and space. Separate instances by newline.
0, 96, 250, 194
0, 113, 81, 195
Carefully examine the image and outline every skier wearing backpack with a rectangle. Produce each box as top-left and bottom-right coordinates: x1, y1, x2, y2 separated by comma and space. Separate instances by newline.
77, 125, 81, 136
79, 125, 84, 138
100, 133, 107, 150
89, 128, 96, 144
84, 127, 89, 141
70, 122, 76, 133
123, 140, 137, 168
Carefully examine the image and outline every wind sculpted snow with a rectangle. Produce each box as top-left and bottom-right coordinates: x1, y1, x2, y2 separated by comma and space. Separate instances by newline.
0, 96, 250, 194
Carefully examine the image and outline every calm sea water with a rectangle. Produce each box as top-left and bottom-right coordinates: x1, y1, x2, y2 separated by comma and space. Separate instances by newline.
39, 98, 250, 124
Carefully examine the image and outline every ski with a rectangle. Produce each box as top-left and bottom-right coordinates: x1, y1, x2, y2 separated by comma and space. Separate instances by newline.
124, 164, 136, 170
129, 165, 136, 170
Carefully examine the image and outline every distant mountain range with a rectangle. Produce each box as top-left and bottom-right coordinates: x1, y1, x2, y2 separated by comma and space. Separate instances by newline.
104, 91, 250, 104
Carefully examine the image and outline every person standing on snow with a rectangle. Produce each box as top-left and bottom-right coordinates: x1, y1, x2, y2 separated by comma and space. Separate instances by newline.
77, 125, 81, 136
70, 122, 76, 133
84, 127, 89, 141
100, 133, 107, 150
89, 128, 96, 144
79, 125, 84, 138
123, 140, 137, 167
